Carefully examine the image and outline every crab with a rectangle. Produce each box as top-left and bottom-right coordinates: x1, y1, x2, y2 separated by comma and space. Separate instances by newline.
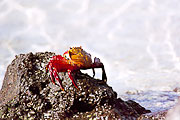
46, 46, 107, 91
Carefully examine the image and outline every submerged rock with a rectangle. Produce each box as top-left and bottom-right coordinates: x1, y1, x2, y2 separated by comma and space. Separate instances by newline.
0, 52, 150, 119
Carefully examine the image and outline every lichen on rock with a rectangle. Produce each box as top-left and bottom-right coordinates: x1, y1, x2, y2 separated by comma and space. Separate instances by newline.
0, 52, 150, 119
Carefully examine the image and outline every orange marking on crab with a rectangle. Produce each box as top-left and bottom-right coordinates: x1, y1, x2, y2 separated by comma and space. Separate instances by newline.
46, 46, 107, 90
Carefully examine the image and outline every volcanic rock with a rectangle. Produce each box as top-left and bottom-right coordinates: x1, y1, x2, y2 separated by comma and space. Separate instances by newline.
0, 52, 150, 119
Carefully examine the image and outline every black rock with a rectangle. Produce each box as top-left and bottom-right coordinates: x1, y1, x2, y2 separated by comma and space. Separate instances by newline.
0, 52, 150, 119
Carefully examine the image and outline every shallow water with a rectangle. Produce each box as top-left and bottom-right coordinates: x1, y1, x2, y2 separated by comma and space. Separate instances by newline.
0, 0, 180, 113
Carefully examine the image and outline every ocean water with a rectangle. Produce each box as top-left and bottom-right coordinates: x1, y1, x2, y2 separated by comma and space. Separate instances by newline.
0, 0, 180, 115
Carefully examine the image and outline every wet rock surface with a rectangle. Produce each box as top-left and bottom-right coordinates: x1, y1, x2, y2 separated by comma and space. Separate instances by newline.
138, 110, 168, 120
0, 52, 150, 120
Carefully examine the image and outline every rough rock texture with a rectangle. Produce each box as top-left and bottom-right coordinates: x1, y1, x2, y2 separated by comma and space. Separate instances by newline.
0, 52, 150, 120
138, 110, 167, 120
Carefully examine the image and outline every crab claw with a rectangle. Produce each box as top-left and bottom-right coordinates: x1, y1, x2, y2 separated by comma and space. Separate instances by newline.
93, 57, 107, 82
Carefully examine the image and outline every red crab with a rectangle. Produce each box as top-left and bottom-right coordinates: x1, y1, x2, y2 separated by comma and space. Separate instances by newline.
46, 47, 107, 91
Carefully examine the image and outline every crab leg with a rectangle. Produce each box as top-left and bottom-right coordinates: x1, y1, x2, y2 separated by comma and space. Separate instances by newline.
53, 68, 64, 91
92, 68, 95, 78
48, 63, 64, 90
101, 65, 107, 82
48, 64, 56, 84
67, 69, 79, 90
92, 65, 107, 82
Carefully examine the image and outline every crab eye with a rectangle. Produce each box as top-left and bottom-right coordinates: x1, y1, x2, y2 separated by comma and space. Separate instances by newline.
64, 54, 70, 60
